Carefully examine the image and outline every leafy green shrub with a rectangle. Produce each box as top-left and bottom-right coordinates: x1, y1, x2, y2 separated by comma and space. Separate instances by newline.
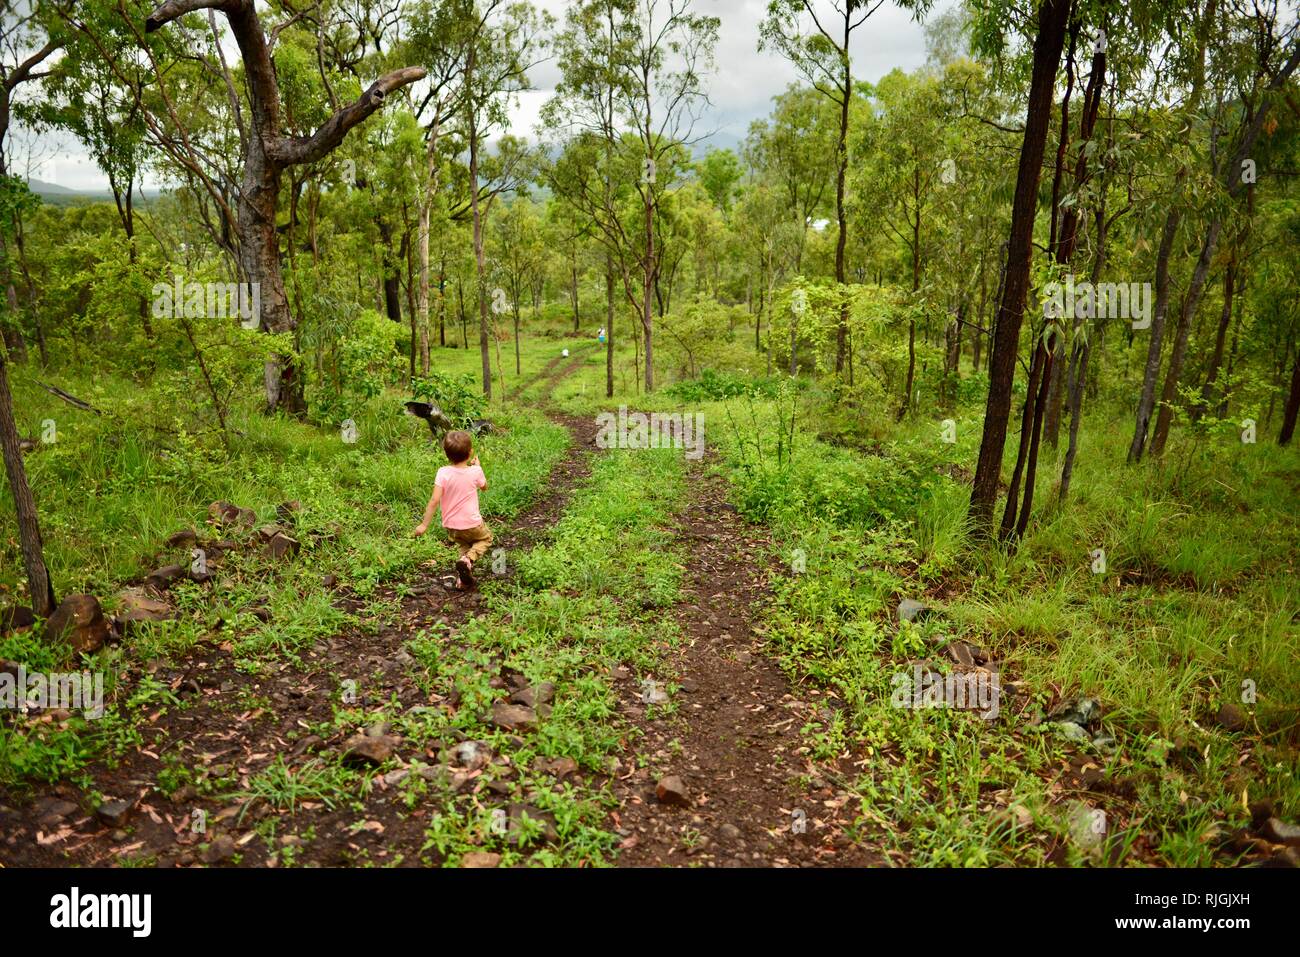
410, 371, 486, 429
665, 368, 780, 402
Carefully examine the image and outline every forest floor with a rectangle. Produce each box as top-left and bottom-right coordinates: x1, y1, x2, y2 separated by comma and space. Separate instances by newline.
0, 351, 878, 868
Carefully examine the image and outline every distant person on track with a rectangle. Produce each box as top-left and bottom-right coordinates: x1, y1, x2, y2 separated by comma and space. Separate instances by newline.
412, 430, 492, 591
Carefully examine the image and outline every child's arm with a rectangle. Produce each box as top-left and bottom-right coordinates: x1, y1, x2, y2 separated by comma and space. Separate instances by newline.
471, 455, 489, 491
413, 485, 442, 536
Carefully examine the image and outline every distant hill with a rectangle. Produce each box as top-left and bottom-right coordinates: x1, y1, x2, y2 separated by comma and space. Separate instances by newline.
26, 178, 163, 206
28, 178, 83, 195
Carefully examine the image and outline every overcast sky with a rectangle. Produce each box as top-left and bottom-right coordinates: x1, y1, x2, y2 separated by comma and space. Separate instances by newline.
27, 0, 950, 192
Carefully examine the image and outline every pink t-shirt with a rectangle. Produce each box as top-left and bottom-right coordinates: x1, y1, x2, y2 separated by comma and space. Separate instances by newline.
435, 464, 486, 529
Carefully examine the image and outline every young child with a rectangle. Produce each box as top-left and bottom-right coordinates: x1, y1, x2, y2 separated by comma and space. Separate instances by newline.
413, 430, 492, 590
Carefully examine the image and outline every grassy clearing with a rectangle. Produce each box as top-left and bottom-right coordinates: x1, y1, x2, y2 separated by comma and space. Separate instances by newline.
682, 380, 1300, 867
0, 369, 570, 791
247, 443, 688, 866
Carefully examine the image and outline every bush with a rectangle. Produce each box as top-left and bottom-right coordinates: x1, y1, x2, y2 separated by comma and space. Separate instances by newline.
409, 371, 486, 429
666, 368, 781, 402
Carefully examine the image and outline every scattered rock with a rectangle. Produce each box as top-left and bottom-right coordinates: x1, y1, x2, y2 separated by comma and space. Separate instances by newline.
275, 501, 302, 523
718, 822, 741, 840
1090, 734, 1118, 755
145, 564, 186, 593
96, 800, 132, 828
1249, 799, 1275, 829
35, 798, 78, 826
537, 756, 579, 780
1216, 702, 1247, 733
45, 595, 112, 654
505, 803, 559, 845
491, 701, 537, 731
208, 501, 256, 528
640, 680, 669, 705
116, 588, 177, 628
165, 528, 197, 548
655, 775, 690, 807
1049, 697, 1100, 728
201, 834, 237, 864
1053, 721, 1092, 744
452, 740, 492, 770
1266, 847, 1300, 868
257, 524, 287, 542
343, 734, 398, 766
264, 532, 300, 561
461, 851, 501, 868
947, 640, 977, 668
509, 682, 555, 709
897, 598, 930, 623
992, 804, 1034, 831
0, 605, 35, 635
242, 602, 272, 624
1260, 818, 1300, 848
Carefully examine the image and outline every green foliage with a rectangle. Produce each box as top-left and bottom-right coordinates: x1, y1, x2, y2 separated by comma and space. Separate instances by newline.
409, 370, 486, 429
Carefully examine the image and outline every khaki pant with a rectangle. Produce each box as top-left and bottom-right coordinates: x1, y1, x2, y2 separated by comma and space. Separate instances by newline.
447, 522, 493, 565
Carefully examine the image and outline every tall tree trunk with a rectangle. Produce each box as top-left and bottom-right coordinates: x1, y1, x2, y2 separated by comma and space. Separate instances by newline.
605, 252, 614, 399
968, 0, 1071, 534
1000, 334, 1048, 538
1013, 339, 1055, 541
418, 197, 431, 372
1127, 204, 1182, 461
467, 62, 492, 398
1148, 218, 1223, 456
1279, 345, 1300, 445
1194, 257, 1236, 422
832, 23, 850, 376
514, 306, 521, 376
571, 256, 580, 331
898, 171, 921, 420
379, 218, 402, 324
0, 346, 54, 616
1060, 156, 1110, 503
642, 169, 654, 393
243, 155, 306, 417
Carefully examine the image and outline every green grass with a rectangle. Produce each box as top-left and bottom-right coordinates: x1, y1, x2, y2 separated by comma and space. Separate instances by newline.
0, 369, 571, 790
700, 381, 1300, 867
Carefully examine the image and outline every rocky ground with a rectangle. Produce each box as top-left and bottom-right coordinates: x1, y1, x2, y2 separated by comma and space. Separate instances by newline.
0, 355, 881, 868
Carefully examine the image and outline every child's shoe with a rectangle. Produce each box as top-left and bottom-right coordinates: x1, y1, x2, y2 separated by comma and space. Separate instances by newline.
456, 557, 476, 590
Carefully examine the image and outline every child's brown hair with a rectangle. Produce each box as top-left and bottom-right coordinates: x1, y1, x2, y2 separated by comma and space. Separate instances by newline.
443, 429, 473, 463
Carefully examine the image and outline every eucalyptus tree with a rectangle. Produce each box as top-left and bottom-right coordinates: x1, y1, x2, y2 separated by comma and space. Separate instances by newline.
760, 0, 909, 378
547, 0, 717, 393
966, 0, 1071, 536
66, 0, 430, 416
744, 84, 838, 274
0, 0, 60, 618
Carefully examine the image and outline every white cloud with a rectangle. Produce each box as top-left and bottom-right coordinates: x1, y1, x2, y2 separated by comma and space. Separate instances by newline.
31, 0, 945, 192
